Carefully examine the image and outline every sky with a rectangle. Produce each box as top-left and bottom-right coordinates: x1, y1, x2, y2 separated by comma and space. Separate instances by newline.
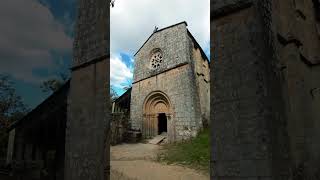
0, 0, 76, 109
0, 0, 210, 110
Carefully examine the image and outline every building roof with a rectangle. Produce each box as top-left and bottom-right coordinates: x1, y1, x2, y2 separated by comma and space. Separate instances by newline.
134, 21, 188, 56
187, 29, 210, 67
133, 21, 210, 66
8, 80, 70, 131
113, 87, 132, 103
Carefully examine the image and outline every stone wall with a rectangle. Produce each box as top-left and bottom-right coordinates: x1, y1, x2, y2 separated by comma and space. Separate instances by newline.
131, 22, 204, 142
211, 0, 290, 179
133, 23, 190, 83
131, 63, 201, 141
66, 60, 108, 180
272, 0, 320, 178
65, 0, 109, 179
110, 113, 129, 145
211, 0, 320, 179
72, 0, 108, 67
189, 36, 210, 126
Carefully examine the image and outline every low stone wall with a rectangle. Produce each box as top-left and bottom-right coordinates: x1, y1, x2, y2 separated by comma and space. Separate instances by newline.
111, 113, 130, 145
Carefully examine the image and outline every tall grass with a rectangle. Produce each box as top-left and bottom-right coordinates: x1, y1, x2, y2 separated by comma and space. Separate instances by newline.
157, 128, 210, 172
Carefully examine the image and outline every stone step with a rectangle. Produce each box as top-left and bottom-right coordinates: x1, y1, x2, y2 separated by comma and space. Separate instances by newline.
148, 135, 166, 145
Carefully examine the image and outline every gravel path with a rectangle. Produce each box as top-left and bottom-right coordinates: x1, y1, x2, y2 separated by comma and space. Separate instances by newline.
110, 143, 209, 180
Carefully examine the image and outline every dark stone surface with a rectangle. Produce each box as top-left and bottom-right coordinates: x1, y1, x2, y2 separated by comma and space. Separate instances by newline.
211, 0, 320, 179
272, 0, 320, 178
211, 0, 253, 18
211, 1, 290, 179
64, 0, 109, 180
72, 0, 108, 68
110, 113, 130, 145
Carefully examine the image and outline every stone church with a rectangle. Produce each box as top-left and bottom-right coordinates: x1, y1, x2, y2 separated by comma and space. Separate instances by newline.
130, 22, 210, 142
4, 21, 209, 180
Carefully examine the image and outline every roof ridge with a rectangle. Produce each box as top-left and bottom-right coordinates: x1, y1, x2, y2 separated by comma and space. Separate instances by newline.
133, 21, 188, 56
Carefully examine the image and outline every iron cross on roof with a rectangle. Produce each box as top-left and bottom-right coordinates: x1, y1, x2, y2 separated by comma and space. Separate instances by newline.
153, 26, 159, 33
110, 0, 115, 7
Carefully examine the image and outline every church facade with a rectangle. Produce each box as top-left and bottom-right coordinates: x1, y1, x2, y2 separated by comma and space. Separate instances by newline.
130, 22, 210, 142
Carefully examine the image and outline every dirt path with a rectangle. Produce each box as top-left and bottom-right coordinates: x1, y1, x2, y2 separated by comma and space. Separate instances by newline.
110, 143, 209, 180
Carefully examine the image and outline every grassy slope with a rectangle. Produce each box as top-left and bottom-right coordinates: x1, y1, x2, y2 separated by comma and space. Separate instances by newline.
157, 128, 210, 172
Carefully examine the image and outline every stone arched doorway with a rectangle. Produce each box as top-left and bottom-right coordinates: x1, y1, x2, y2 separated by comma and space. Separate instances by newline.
142, 91, 174, 141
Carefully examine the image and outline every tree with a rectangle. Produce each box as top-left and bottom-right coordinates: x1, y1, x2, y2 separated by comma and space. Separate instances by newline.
122, 79, 132, 91
40, 73, 68, 93
0, 75, 28, 128
0, 74, 28, 157
110, 85, 118, 101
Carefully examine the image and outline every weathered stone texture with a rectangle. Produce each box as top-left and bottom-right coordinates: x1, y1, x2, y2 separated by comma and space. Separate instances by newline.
131, 22, 209, 141
65, 60, 108, 180
134, 23, 190, 82
131, 63, 200, 141
190, 39, 210, 126
65, 0, 109, 179
273, 0, 320, 178
212, 0, 253, 18
110, 113, 129, 145
72, 0, 108, 68
211, 0, 320, 179
211, 1, 290, 179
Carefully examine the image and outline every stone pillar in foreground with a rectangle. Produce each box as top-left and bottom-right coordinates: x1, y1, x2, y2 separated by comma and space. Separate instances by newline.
65, 0, 109, 180
211, 0, 290, 179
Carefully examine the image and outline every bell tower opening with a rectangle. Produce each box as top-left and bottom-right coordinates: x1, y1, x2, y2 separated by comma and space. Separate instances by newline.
158, 113, 167, 135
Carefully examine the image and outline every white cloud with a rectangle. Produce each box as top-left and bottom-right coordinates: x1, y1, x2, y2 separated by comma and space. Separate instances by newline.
110, 0, 210, 55
110, 55, 133, 89
110, 0, 210, 90
0, 0, 72, 84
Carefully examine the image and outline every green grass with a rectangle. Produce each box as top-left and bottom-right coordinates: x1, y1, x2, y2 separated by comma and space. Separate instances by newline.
157, 128, 210, 172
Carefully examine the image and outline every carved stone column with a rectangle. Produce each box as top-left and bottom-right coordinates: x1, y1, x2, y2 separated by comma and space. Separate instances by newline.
64, 0, 109, 180
142, 114, 146, 138
6, 129, 15, 165
152, 114, 157, 137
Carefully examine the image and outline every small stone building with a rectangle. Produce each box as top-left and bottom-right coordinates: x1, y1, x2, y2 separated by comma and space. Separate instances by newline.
111, 88, 131, 113
6, 81, 69, 180
130, 22, 210, 142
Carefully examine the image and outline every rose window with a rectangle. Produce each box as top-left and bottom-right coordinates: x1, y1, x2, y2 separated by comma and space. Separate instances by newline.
150, 51, 163, 69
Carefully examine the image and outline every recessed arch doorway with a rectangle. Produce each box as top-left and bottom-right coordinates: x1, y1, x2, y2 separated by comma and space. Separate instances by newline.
142, 91, 174, 140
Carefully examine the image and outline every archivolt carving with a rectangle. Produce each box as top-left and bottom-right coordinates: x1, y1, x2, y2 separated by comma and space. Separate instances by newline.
143, 91, 172, 114
142, 91, 173, 138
